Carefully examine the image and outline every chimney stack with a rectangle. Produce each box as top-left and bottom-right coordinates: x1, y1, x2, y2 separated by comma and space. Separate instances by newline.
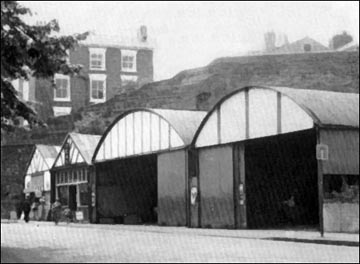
138, 25, 147, 42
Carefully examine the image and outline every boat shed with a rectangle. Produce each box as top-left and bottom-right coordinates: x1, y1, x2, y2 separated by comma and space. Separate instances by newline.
92, 108, 206, 226
50, 132, 101, 222
190, 86, 359, 233
24, 144, 60, 221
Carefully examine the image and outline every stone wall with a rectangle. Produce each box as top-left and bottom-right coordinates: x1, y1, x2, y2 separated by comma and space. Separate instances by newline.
1, 144, 34, 219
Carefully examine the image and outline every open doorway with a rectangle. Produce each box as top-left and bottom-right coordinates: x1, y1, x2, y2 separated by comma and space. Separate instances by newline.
69, 185, 77, 211
245, 129, 319, 229
97, 154, 158, 224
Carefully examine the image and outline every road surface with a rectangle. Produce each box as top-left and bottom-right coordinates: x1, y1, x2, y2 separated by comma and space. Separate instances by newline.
1, 222, 358, 263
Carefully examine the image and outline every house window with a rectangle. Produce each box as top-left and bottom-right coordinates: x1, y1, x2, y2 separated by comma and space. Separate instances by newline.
89, 74, 106, 103
89, 48, 106, 71
54, 74, 70, 101
121, 50, 137, 72
64, 142, 71, 165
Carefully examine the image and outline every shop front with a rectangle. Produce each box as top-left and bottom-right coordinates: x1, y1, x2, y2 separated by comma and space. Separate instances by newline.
51, 133, 100, 223
23, 145, 60, 221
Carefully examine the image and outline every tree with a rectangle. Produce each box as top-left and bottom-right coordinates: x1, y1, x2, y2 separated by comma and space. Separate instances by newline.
329, 31, 353, 50
1, 1, 89, 132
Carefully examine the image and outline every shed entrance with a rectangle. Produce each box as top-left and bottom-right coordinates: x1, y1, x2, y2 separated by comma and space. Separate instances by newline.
96, 154, 158, 224
245, 129, 319, 229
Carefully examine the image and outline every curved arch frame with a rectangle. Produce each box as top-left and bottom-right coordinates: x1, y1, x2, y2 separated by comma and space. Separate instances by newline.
92, 108, 187, 163
191, 85, 322, 147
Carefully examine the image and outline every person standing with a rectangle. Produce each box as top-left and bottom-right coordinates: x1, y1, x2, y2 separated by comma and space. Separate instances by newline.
23, 197, 31, 223
52, 199, 62, 225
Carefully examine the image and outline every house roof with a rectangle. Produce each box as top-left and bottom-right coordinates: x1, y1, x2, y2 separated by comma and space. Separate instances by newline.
68, 133, 101, 164
191, 85, 359, 147
198, 86, 359, 131
149, 109, 207, 145
336, 41, 359, 52
80, 33, 154, 50
92, 108, 207, 162
36, 145, 61, 168
269, 86, 359, 128
267, 37, 329, 54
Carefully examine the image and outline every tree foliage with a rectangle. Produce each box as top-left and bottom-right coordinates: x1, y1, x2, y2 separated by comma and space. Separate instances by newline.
1, 1, 88, 132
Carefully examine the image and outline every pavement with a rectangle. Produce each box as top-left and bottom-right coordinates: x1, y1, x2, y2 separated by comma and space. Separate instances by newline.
2, 220, 359, 263
1, 219, 359, 246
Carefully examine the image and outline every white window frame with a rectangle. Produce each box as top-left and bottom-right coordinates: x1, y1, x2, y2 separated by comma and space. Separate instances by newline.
121, 49, 137, 73
54, 74, 71, 102
89, 74, 106, 103
89, 48, 106, 71
53, 106, 72, 117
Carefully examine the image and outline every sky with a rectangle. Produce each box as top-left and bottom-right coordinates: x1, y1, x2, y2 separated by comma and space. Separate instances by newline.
19, 1, 359, 81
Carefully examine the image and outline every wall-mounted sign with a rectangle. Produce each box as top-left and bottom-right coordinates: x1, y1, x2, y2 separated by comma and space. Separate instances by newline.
190, 187, 198, 205
91, 192, 96, 207
44, 171, 51, 191
76, 211, 84, 221
316, 144, 329, 161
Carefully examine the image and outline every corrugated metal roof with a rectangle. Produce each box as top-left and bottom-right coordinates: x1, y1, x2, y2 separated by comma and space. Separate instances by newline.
69, 133, 101, 165
36, 144, 61, 168
269, 86, 359, 128
151, 109, 207, 145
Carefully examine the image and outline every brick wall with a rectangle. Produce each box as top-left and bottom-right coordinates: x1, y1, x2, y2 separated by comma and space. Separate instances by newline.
32, 45, 154, 122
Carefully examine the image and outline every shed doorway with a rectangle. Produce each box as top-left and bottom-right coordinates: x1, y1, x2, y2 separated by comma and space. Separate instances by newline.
244, 129, 319, 229
97, 154, 158, 224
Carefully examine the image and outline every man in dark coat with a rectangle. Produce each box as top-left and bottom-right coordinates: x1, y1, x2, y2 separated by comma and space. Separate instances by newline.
23, 197, 31, 223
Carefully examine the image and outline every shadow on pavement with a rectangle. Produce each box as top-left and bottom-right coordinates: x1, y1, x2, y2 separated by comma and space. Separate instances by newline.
1, 246, 61, 263
264, 237, 360, 247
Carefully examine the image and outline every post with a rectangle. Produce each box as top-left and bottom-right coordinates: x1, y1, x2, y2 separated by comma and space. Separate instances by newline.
316, 127, 324, 237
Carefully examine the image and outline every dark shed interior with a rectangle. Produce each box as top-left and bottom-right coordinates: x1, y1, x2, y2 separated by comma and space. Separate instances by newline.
245, 129, 319, 229
96, 154, 158, 224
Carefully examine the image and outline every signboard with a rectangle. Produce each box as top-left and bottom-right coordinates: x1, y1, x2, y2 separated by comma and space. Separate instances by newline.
44, 171, 51, 191
190, 187, 198, 205
316, 144, 329, 161
75, 211, 84, 221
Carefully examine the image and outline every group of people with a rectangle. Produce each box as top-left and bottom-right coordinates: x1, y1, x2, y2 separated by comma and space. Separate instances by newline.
21, 197, 63, 225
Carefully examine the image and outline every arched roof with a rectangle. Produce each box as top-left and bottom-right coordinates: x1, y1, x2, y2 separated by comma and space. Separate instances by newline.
192, 86, 359, 147
92, 108, 207, 163
269, 86, 359, 127
53, 133, 101, 168
25, 145, 60, 175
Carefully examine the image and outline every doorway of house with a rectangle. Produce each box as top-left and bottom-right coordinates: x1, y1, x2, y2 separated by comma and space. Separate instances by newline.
69, 185, 77, 212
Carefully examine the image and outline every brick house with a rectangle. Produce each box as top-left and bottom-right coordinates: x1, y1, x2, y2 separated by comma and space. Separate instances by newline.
13, 26, 154, 121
